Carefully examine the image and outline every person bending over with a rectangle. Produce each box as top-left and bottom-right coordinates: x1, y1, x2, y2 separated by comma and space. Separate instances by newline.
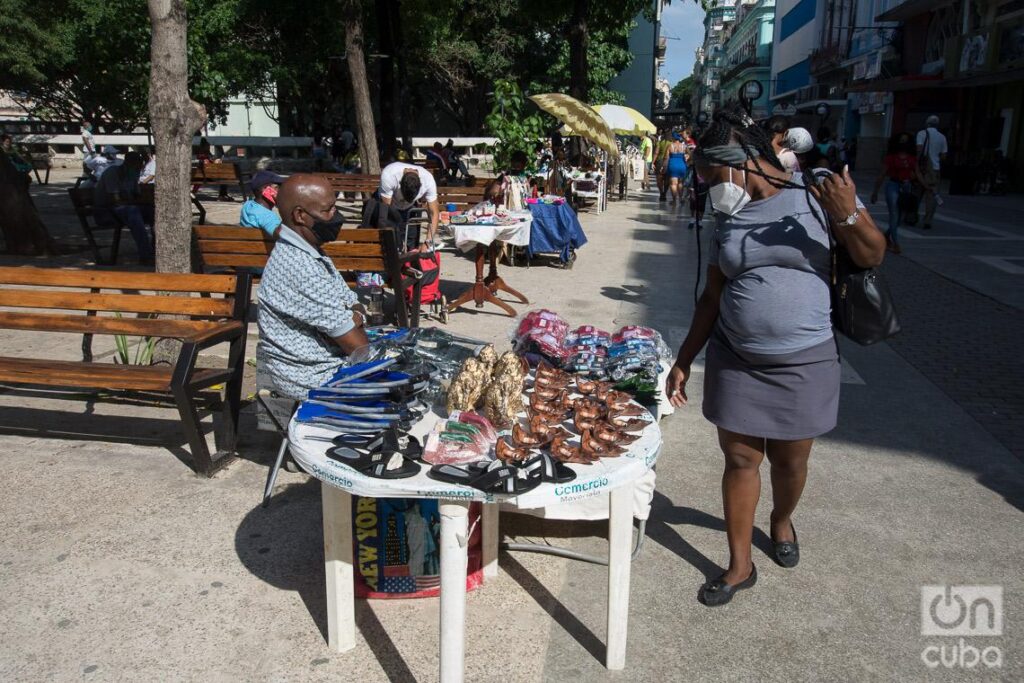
377, 160, 439, 251
256, 174, 369, 401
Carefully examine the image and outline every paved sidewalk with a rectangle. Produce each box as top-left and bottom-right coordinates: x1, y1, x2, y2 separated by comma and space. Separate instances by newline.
0, 178, 1021, 681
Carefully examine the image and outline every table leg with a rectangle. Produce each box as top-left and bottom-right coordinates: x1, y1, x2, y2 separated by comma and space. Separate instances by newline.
483, 243, 529, 305
606, 482, 634, 670
322, 483, 356, 652
481, 503, 499, 579
439, 500, 470, 683
448, 244, 517, 317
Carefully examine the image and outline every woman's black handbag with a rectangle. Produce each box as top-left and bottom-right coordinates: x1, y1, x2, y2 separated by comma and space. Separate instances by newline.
831, 245, 902, 345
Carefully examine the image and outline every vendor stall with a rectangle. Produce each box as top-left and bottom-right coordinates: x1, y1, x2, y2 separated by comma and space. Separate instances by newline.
525, 198, 588, 265
448, 210, 532, 317
280, 322, 672, 680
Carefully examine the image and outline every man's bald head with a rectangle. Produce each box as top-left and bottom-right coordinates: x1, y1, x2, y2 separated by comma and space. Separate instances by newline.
277, 174, 336, 230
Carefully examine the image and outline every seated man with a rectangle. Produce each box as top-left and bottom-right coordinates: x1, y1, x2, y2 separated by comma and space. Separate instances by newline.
377, 160, 439, 251
257, 174, 369, 400
93, 151, 155, 264
240, 170, 287, 238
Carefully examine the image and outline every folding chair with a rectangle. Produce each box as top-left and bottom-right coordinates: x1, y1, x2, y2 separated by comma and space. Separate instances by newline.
257, 389, 299, 507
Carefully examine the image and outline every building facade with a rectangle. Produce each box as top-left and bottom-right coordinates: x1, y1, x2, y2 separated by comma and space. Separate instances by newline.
692, 0, 739, 117
846, 0, 1024, 188
720, 0, 777, 118
609, 2, 668, 119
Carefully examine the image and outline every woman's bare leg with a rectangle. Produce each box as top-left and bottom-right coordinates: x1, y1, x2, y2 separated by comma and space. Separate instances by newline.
765, 437, 814, 543
717, 428, 765, 584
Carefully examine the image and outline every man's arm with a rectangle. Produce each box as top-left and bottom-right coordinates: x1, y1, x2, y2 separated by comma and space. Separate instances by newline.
426, 199, 439, 244
333, 311, 369, 354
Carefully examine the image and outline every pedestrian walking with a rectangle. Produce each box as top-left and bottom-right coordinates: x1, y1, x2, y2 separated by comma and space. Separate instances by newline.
665, 132, 688, 207
870, 132, 922, 254
665, 104, 886, 606
916, 115, 948, 229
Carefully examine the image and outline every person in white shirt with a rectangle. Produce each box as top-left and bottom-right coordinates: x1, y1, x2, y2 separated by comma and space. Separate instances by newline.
915, 115, 948, 229
140, 149, 156, 184
81, 121, 96, 155
377, 161, 439, 250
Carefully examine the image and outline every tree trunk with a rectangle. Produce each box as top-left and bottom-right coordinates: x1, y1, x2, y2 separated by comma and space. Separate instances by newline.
568, 0, 590, 101
375, 0, 397, 163
343, 2, 381, 174
0, 152, 53, 256
148, 0, 207, 275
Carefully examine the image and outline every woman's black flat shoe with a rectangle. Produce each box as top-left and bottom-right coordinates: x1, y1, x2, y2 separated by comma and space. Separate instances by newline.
772, 522, 800, 568
698, 564, 757, 607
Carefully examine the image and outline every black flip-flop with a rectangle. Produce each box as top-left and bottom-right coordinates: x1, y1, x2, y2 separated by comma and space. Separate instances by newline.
328, 448, 420, 479
428, 461, 541, 494
520, 452, 576, 483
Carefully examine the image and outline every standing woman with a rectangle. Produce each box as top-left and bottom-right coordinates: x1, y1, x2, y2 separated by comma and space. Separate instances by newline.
665, 132, 689, 207
665, 105, 886, 606
870, 132, 921, 255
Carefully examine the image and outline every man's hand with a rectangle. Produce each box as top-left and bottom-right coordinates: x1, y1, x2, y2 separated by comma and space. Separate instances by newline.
352, 310, 365, 328
666, 363, 690, 408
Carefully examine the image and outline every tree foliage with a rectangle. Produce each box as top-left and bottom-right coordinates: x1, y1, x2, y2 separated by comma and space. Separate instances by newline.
483, 79, 550, 172
0, 0, 656, 135
670, 75, 695, 114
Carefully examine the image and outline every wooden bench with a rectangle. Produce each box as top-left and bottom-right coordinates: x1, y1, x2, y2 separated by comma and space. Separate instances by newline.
190, 161, 249, 222
191, 161, 249, 197
435, 185, 487, 210
68, 187, 124, 264
193, 224, 424, 327
0, 267, 253, 476
30, 153, 52, 185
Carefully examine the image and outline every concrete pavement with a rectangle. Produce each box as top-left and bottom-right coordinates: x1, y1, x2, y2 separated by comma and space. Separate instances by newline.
0, 173, 1021, 681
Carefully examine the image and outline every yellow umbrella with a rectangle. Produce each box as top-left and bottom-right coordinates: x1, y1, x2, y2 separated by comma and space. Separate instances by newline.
560, 104, 656, 137
529, 93, 618, 156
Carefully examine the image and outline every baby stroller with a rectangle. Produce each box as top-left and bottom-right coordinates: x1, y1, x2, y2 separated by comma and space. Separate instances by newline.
361, 198, 448, 325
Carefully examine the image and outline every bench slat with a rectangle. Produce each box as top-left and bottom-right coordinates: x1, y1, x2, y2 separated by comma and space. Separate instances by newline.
0, 357, 228, 391
0, 290, 235, 317
0, 312, 242, 340
197, 240, 384, 257
0, 267, 238, 294
194, 225, 383, 243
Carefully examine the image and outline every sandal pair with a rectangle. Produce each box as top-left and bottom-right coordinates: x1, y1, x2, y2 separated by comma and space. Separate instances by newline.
428, 451, 575, 494
326, 430, 423, 479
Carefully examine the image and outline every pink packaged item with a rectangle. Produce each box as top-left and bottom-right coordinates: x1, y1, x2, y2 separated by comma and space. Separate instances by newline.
612, 325, 658, 343
451, 410, 498, 444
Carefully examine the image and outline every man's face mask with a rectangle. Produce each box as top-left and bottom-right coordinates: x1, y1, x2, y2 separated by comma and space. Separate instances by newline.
709, 167, 751, 217
260, 185, 278, 206
306, 210, 344, 243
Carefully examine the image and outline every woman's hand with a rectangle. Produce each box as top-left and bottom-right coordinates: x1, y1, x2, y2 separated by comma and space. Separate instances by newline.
666, 363, 690, 408
809, 165, 858, 223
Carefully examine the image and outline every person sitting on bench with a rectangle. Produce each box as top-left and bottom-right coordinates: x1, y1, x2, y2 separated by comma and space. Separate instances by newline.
256, 174, 369, 401
93, 151, 155, 265
377, 160, 439, 251
240, 170, 287, 238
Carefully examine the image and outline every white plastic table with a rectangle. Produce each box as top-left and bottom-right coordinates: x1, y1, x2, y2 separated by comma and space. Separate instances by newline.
288, 410, 662, 681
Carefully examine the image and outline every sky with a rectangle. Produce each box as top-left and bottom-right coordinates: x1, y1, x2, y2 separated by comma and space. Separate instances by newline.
660, 0, 707, 88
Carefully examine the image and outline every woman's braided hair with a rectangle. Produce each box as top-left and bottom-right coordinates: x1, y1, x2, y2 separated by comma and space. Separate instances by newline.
697, 103, 829, 230
697, 103, 785, 175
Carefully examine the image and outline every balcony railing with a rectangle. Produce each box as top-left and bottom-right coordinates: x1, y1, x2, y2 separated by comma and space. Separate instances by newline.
809, 44, 847, 75
720, 55, 771, 85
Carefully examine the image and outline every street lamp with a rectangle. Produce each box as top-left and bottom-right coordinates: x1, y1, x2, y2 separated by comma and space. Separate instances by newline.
740, 79, 763, 116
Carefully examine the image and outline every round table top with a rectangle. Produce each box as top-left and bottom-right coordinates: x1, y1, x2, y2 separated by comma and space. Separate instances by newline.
451, 213, 532, 252
289, 406, 662, 509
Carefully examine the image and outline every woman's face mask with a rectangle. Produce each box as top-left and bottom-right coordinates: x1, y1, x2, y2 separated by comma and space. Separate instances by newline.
708, 167, 751, 216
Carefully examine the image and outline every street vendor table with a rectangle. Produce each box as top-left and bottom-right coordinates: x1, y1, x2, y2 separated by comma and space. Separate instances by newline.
288, 409, 662, 680
448, 215, 532, 317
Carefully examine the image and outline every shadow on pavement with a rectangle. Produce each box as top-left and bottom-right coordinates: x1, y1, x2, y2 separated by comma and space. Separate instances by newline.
500, 553, 605, 664
234, 478, 417, 683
